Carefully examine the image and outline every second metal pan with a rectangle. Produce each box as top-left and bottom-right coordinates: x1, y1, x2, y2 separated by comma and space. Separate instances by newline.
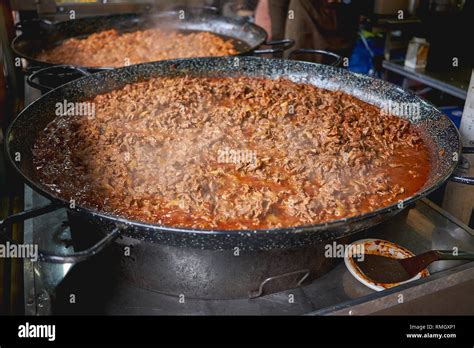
12, 10, 292, 71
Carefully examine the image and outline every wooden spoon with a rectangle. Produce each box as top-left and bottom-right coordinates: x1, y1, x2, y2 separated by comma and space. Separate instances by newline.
353, 250, 474, 284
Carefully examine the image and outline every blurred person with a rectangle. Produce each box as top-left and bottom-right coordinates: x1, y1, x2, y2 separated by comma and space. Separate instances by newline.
255, 0, 367, 62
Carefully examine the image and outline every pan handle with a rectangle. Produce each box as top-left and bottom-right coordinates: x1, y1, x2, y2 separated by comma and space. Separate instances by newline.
451, 147, 474, 185
0, 202, 121, 263
37, 227, 121, 263
0, 202, 60, 228
252, 39, 295, 55
288, 49, 343, 67
14, 18, 54, 32
26, 64, 92, 92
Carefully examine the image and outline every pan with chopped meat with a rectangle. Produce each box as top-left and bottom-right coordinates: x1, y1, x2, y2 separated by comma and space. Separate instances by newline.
35, 28, 239, 68
4, 56, 466, 298
32, 76, 431, 230
13, 11, 294, 93
6, 56, 463, 254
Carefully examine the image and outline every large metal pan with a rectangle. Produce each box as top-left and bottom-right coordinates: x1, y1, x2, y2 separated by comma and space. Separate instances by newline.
2, 56, 472, 298
12, 9, 294, 91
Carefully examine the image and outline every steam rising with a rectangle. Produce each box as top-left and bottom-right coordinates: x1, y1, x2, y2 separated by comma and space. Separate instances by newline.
32, 75, 430, 230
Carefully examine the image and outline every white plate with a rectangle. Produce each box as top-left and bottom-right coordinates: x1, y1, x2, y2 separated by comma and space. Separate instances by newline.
344, 238, 430, 291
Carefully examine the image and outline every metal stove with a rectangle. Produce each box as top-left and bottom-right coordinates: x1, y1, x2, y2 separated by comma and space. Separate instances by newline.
20, 77, 474, 316
2, 54, 467, 316
0, 0, 469, 318
23, 186, 474, 315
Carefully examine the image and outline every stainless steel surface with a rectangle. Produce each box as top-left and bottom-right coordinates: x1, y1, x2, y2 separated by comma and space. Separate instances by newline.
23, 186, 73, 315
317, 262, 474, 315
23, 194, 474, 315
383, 59, 470, 100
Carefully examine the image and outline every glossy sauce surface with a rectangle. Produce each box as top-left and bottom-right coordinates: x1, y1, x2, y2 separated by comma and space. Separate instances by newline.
33, 76, 431, 230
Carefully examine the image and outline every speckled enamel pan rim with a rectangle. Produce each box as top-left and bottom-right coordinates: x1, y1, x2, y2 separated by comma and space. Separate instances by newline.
11, 12, 268, 71
6, 56, 462, 237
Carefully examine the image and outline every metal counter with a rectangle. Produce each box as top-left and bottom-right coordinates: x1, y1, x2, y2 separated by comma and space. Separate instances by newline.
23, 187, 474, 315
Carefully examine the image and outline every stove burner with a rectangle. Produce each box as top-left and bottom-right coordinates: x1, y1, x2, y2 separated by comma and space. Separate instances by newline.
22, 188, 474, 315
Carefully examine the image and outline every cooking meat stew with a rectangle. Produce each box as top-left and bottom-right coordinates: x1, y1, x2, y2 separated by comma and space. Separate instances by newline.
32, 75, 430, 230
35, 28, 239, 68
